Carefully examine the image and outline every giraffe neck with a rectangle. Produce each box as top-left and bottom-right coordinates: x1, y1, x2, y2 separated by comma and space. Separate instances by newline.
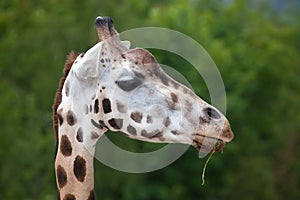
53, 50, 106, 200
55, 134, 95, 200
55, 105, 103, 200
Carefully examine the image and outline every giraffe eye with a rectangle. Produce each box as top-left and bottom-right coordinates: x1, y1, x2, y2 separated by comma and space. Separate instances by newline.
116, 77, 142, 91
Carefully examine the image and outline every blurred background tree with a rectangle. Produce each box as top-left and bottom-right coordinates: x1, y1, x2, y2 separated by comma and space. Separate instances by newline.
0, 0, 299, 199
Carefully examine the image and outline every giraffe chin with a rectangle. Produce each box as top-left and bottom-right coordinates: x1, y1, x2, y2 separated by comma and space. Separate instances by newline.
192, 135, 226, 153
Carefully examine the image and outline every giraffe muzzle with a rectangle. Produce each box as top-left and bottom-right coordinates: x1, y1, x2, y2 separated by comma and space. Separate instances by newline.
94, 16, 118, 41
94, 16, 114, 29
192, 120, 234, 153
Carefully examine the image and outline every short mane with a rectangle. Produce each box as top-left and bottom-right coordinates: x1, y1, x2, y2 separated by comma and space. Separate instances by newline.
52, 51, 79, 155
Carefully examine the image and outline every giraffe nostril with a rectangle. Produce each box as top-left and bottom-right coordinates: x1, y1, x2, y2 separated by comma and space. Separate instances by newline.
203, 107, 221, 120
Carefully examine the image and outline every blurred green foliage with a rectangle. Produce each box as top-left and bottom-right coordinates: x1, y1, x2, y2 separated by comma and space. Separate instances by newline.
0, 0, 299, 199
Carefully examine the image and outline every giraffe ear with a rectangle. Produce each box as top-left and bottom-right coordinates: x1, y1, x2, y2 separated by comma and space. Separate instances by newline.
74, 42, 103, 80
121, 41, 130, 49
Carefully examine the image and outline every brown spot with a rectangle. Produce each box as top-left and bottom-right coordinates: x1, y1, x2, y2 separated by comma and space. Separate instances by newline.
94, 99, 99, 114
154, 69, 169, 86
163, 117, 171, 127
108, 118, 123, 129
141, 129, 162, 138
57, 109, 63, 126
127, 125, 137, 135
99, 120, 108, 129
171, 80, 180, 89
87, 190, 95, 200
73, 155, 87, 182
146, 115, 153, 123
130, 112, 143, 123
91, 131, 99, 139
183, 87, 188, 94
171, 130, 181, 135
185, 100, 193, 112
150, 130, 163, 139
199, 116, 210, 124
65, 81, 70, 97
91, 94, 96, 101
102, 98, 112, 114
63, 194, 76, 200
56, 165, 67, 189
60, 135, 72, 156
166, 99, 176, 110
116, 101, 126, 113
166, 92, 178, 110
91, 119, 104, 129
170, 92, 178, 103
84, 104, 89, 114
76, 128, 83, 142
67, 110, 76, 126
141, 130, 147, 137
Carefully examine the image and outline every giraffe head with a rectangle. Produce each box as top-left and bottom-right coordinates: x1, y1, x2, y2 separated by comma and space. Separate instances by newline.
53, 16, 234, 199
65, 16, 233, 154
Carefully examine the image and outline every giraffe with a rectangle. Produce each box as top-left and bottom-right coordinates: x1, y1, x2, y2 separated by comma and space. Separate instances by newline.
53, 16, 233, 200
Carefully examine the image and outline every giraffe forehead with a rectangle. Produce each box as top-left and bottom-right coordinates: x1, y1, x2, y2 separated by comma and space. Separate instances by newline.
125, 48, 157, 65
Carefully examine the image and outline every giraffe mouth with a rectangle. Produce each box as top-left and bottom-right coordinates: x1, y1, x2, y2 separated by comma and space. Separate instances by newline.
192, 134, 226, 153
